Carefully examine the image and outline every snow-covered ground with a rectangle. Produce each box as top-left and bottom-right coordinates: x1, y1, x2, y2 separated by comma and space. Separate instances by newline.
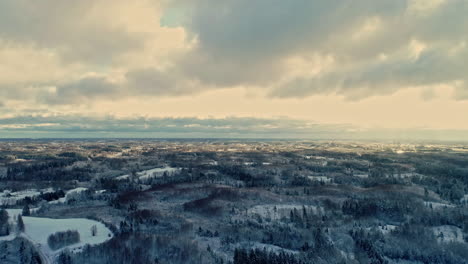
308, 176, 332, 183
49, 187, 88, 204
433, 225, 465, 243
237, 241, 298, 255
0, 188, 53, 206
116, 166, 180, 180
6, 208, 38, 221
354, 174, 369, 178
368, 225, 397, 234
247, 204, 322, 220
423, 201, 454, 209
461, 194, 468, 203
2, 209, 113, 262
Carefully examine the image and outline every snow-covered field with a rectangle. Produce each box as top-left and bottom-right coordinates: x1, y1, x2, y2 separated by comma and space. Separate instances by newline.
354, 174, 369, 178
3, 209, 113, 262
247, 204, 322, 220
433, 225, 465, 243
461, 194, 468, 203
0, 188, 53, 206
237, 241, 298, 255
308, 176, 332, 183
49, 187, 88, 204
423, 201, 454, 209
116, 166, 180, 180
367, 224, 397, 234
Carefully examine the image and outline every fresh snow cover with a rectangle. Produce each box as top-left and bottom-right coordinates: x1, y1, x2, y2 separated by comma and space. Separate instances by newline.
354, 174, 369, 178
461, 194, 468, 203
308, 176, 332, 183
6, 208, 38, 221
367, 225, 397, 234
424, 201, 454, 209
116, 166, 180, 180
49, 187, 88, 204
433, 225, 465, 243
3, 208, 113, 262
247, 204, 322, 220
22, 216, 113, 259
238, 241, 298, 255
0, 188, 53, 206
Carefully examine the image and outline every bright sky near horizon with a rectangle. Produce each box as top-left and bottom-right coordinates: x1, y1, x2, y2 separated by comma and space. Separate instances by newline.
1, 0, 468, 139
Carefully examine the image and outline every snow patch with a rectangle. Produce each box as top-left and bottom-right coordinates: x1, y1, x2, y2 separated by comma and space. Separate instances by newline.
247, 204, 321, 221
22, 216, 113, 260
433, 225, 465, 243
49, 187, 88, 204
0, 188, 53, 206
424, 201, 454, 209
116, 166, 180, 180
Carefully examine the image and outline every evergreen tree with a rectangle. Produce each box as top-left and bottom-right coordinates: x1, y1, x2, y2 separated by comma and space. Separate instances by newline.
22, 204, 31, 216
17, 215, 25, 233
0, 209, 9, 236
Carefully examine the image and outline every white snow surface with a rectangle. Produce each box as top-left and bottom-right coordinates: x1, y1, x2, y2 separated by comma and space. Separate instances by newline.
49, 187, 88, 204
367, 225, 397, 234
116, 166, 180, 180
0, 188, 53, 206
433, 225, 465, 243
2, 209, 113, 262
461, 194, 468, 203
247, 204, 322, 220
308, 176, 332, 183
23, 216, 112, 250
424, 201, 454, 209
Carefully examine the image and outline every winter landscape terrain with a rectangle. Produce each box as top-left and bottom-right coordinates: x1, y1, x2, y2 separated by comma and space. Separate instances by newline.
1, 139, 468, 264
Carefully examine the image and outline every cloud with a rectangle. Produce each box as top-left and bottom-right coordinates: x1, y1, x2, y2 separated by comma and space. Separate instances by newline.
0, 115, 350, 138
1, 115, 468, 142
0, 0, 145, 64
0, 0, 467, 110
174, 0, 468, 99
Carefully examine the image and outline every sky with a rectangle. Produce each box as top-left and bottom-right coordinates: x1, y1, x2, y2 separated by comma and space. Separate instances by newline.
1, 0, 468, 140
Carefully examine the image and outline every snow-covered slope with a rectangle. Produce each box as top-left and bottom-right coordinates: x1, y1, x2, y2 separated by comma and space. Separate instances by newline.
0, 188, 53, 205
49, 187, 88, 204
22, 216, 112, 252
3, 209, 113, 262
116, 166, 180, 180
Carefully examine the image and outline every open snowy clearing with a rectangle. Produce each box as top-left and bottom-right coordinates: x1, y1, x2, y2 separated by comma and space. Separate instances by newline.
116, 166, 180, 180
433, 225, 465, 243
423, 201, 454, 209
461, 194, 468, 203
0, 188, 53, 206
247, 204, 322, 220
49, 187, 88, 204
22, 216, 113, 252
2, 209, 113, 262
308, 176, 332, 183
367, 225, 397, 234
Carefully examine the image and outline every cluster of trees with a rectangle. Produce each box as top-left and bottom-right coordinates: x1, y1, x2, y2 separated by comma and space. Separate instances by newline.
66, 233, 218, 264
349, 225, 468, 264
0, 209, 9, 236
342, 196, 417, 221
6, 159, 91, 181
48, 230, 80, 250
0, 238, 42, 264
233, 248, 303, 264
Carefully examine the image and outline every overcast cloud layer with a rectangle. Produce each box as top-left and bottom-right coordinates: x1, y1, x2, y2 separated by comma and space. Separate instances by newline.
1, 0, 468, 138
